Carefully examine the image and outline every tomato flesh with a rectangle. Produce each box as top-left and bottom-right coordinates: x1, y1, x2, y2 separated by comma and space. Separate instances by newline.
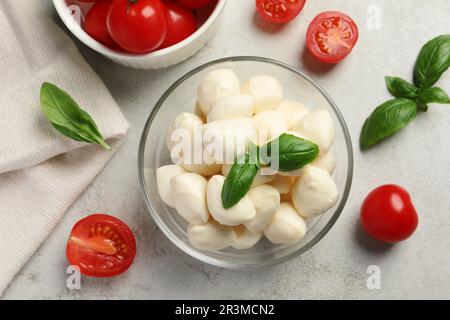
66, 214, 136, 277
360, 185, 418, 243
107, 0, 169, 54
256, 0, 306, 24
159, 0, 198, 49
306, 11, 358, 64
85, 0, 118, 49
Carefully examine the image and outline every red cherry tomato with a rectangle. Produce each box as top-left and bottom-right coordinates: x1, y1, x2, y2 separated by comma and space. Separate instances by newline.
177, 0, 214, 9
85, 0, 118, 49
66, 214, 136, 277
195, 0, 218, 25
306, 11, 359, 64
159, 0, 197, 49
78, 0, 97, 2
255, 0, 306, 24
107, 0, 168, 54
360, 185, 419, 243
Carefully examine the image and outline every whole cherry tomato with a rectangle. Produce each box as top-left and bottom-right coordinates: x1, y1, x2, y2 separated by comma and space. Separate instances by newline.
66, 214, 136, 277
360, 185, 419, 243
256, 0, 306, 24
159, 0, 198, 49
107, 0, 168, 54
85, 0, 118, 48
177, 0, 214, 9
306, 11, 359, 64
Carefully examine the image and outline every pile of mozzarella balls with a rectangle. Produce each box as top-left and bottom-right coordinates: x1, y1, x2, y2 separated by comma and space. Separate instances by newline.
156, 69, 338, 251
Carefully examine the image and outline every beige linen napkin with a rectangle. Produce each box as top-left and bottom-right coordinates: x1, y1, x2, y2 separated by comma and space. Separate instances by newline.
0, 0, 129, 295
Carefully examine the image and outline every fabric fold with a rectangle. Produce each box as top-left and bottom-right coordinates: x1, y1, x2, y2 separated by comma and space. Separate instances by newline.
0, 0, 129, 295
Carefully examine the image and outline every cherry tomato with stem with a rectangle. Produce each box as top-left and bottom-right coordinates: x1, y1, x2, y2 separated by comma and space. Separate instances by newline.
107, 0, 169, 54
159, 0, 197, 49
360, 185, 419, 243
85, 0, 118, 49
256, 0, 306, 24
306, 11, 359, 64
177, 0, 214, 9
66, 214, 136, 277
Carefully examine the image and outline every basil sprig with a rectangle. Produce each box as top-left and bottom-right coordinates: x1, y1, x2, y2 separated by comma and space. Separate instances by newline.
221, 134, 319, 208
360, 35, 450, 150
40, 82, 110, 150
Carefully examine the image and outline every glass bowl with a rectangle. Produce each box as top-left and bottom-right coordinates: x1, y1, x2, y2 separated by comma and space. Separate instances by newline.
138, 57, 353, 269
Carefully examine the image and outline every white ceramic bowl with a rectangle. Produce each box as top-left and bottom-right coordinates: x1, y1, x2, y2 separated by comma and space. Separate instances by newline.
53, 0, 227, 69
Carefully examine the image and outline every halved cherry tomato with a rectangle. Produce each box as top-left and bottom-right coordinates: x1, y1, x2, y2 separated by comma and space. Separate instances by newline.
306, 11, 358, 64
360, 185, 418, 243
107, 0, 168, 54
256, 0, 306, 24
177, 0, 214, 9
85, 0, 118, 49
66, 214, 136, 277
159, 0, 197, 49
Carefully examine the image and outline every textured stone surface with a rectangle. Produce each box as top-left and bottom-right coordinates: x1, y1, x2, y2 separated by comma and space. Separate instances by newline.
3, 0, 450, 299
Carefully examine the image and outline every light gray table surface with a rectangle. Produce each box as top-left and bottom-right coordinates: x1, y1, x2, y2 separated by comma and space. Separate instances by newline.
3, 0, 450, 299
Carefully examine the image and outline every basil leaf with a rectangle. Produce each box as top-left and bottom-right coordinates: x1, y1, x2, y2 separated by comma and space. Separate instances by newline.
418, 87, 450, 104
221, 154, 259, 209
385, 76, 418, 99
360, 98, 417, 150
414, 35, 450, 89
260, 133, 319, 172
40, 82, 110, 150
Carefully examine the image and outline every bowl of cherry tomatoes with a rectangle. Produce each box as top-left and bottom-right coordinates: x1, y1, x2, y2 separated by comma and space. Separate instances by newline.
53, 0, 226, 69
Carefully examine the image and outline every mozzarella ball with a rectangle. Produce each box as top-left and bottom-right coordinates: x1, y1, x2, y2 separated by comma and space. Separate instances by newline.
166, 112, 203, 157
292, 166, 338, 219
194, 101, 207, 122
278, 168, 305, 177
207, 175, 256, 226
198, 69, 240, 114
280, 191, 292, 202
311, 152, 336, 175
241, 75, 283, 113
284, 130, 306, 139
207, 94, 254, 122
276, 100, 310, 129
171, 173, 209, 224
269, 175, 293, 194
294, 110, 335, 153
182, 162, 222, 176
222, 164, 275, 187
264, 202, 307, 245
203, 118, 256, 164
156, 165, 187, 207
188, 220, 237, 251
232, 225, 263, 249
252, 110, 287, 145
245, 184, 280, 233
